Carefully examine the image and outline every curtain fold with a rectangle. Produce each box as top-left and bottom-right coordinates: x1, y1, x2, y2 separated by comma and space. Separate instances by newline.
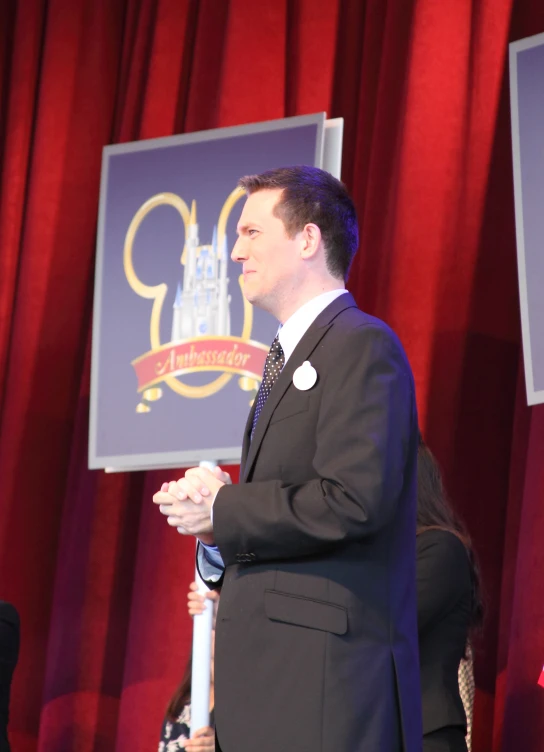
0, 1, 543, 749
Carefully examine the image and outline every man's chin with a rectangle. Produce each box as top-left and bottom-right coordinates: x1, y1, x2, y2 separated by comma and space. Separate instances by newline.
242, 288, 259, 305
242, 286, 272, 313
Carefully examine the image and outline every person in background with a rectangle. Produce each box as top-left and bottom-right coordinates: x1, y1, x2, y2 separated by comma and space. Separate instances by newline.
417, 436, 484, 752
0, 601, 19, 752
158, 586, 219, 752
458, 646, 476, 751
186, 582, 219, 620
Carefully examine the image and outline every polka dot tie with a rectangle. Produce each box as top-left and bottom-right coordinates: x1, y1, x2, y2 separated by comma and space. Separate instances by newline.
251, 334, 285, 438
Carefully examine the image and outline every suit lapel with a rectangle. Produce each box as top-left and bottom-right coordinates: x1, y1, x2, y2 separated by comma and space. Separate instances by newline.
240, 401, 256, 477
242, 292, 357, 482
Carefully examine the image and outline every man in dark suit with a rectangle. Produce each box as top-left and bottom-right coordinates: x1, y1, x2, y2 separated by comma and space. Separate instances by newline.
154, 166, 421, 751
0, 602, 19, 752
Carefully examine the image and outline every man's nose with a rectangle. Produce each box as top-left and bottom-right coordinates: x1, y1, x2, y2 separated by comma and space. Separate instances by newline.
231, 238, 246, 262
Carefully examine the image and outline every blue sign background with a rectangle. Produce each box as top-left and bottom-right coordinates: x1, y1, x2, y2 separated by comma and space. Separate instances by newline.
90, 116, 323, 468
510, 36, 544, 405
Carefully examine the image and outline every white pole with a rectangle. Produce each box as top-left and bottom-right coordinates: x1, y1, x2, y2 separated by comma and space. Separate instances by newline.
323, 118, 344, 179
189, 460, 216, 735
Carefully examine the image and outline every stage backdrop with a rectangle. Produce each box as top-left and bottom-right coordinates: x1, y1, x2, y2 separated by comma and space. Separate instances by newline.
509, 32, 544, 406
1, 2, 544, 752
90, 114, 324, 470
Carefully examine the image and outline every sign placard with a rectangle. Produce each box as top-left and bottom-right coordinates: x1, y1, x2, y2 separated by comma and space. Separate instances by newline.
90, 114, 339, 470
510, 34, 544, 405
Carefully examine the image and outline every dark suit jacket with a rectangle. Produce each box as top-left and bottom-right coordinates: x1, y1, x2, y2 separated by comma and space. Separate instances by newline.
417, 529, 472, 736
0, 602, 19, 752
199, 293, 421, 752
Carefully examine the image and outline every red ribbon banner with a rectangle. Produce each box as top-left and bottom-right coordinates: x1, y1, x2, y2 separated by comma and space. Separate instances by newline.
131, 337, 268, 392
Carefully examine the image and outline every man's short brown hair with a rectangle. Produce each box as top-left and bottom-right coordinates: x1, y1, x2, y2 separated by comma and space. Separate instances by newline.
238, 165, 358, 280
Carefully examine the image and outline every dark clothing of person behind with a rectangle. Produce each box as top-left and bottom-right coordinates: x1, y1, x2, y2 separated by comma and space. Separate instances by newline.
417, 529, 472, 752
158, 705, 214, 751
423, 727, 468, 752
0, 602, 20, 752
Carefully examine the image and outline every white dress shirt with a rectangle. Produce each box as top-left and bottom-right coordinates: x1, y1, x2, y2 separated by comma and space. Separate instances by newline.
200, 288, 348, 578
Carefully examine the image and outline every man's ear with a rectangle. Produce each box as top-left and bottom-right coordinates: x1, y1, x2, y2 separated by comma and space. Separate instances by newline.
299, 223, 322, 260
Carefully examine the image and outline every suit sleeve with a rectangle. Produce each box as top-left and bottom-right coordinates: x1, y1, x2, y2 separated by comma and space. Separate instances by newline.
196, 542, 225, 589
416, 530, 471, 633
213, 323, 416, 566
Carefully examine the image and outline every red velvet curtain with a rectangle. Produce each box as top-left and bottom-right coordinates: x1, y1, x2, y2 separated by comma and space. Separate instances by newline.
1, 1, 543, 750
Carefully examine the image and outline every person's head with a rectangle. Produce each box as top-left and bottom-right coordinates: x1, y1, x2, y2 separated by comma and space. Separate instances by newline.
417, 433, 484, 632
165, 631, 215, 723
232, 166, 359, 322
165, 654, 192, 722
417, 435, 465, 536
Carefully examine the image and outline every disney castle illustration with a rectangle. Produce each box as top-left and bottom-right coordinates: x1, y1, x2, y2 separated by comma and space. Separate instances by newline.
171, 201, 231, 341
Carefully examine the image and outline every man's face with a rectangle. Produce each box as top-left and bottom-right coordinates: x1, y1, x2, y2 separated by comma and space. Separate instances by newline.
231, 189, 302, 317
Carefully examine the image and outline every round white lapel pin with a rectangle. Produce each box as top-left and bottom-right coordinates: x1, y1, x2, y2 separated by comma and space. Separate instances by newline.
293, 360, 318, 391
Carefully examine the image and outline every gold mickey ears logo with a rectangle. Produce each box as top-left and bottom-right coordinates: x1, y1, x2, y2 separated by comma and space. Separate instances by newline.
124, 188, 266, 410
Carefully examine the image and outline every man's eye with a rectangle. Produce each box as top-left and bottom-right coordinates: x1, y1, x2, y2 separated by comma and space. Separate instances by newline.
248, 229, 258, 237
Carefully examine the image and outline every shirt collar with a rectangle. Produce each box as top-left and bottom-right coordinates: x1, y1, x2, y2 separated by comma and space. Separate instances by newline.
278, 289, 348, 363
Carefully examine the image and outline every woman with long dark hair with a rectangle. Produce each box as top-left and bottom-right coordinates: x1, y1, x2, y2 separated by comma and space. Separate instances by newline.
417, 436, 484, 752
158, 584, 218, 751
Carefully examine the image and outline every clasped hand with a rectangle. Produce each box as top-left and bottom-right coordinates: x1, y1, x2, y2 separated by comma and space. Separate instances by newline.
152, 466, 231, 545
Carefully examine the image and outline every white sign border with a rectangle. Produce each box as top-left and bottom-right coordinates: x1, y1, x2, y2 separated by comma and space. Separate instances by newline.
509, 32, 544, 405
90, 113, 343, 470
